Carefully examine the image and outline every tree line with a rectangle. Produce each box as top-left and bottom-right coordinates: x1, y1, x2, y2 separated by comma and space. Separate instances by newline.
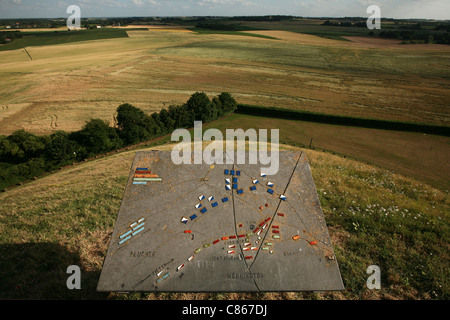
0, 92, 237, 190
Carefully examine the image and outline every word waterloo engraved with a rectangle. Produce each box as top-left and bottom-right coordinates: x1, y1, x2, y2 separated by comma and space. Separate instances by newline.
97, 150, 344, 292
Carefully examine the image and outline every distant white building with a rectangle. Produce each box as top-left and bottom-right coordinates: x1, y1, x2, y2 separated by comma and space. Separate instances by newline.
96, 25, 102, 28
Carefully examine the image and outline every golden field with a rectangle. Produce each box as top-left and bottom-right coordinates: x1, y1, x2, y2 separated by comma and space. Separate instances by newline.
0, 27, 449, 135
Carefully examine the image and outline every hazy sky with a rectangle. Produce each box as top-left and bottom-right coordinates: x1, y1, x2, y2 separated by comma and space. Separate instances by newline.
1, 0, 449, 20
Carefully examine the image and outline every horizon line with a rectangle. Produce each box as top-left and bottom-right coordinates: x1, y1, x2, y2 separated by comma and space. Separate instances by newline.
1, 15, 449, 21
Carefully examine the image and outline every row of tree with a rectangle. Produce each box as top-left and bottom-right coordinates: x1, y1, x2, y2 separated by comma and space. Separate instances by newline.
0, 31, 23, 44
0, 92, 237, 190
379, 30, 450, 44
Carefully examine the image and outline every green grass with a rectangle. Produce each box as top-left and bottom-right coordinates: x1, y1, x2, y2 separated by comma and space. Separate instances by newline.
150, 37, 450, 78
308, 150, 449, 299
236, 19, 373, 40
200, 114, 450, 191
189, 27, 279, 40
0, 28, 131, 51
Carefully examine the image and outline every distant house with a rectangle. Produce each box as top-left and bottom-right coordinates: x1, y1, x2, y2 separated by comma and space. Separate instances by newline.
96, 25, 102, 28
5, 26, 11, 29
5, 38, 11, 42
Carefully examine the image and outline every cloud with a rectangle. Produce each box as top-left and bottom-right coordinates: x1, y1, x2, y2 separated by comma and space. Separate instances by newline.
193, 0, 257, 8
132, 0, 144, 6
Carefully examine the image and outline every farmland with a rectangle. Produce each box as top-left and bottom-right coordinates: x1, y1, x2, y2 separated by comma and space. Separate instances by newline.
0, 18, 449, 300
0, 28, 131, 51
0, 23, 449, 137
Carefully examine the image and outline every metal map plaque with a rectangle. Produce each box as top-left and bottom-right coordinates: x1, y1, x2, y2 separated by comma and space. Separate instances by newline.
97, 150, 344, 292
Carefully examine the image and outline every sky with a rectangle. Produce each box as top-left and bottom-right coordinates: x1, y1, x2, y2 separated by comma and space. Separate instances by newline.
0, 0, 449, 20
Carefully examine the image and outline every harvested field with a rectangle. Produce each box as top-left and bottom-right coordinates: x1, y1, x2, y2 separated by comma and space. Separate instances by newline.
0, 28, 449, 135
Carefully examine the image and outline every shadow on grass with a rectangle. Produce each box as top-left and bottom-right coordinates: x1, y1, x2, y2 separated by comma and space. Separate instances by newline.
0, 242, 109, 299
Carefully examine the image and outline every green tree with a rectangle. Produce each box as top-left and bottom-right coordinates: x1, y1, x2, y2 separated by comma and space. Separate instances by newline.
168, 104, 194, 129
116, 103, 150, 145
78, 119, 123, 155
45, 130, 79, 163
218, 92, 237, 114
3, 130, 47, 162
211, 96, 222, 118
141, 115, 162, 137
116, 103, 146, 130
186, 92, 213, 123
159, 108, 176, 132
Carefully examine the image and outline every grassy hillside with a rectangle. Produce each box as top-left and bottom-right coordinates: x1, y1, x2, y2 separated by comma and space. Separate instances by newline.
202, 113, 450, 191
0, 143, 448, 300
0, 28, 130, 52
189, 27, 278, 39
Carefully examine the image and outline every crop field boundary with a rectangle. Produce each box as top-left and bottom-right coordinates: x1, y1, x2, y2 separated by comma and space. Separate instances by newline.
236, 104, 450, 137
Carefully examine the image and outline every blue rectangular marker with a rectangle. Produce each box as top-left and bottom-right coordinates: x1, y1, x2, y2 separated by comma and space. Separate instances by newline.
132, 227, 145, 236
236, 171, 241, 176
119, 230, 132, 239
132, 222, 145, 231
233, 177, 238, 183
237, 189, 243, 194
133, 181, 147, 185
230, 170, 235, 175
119, 235, 132, 245
250, 186, 257, 191
200, 208, 207, 214
224, 169, 229, 175
212, 202, 218, 207
233, 184, 238, 190
222, 197, 229, 203
267, 188, 274, 195
136, 167, 149, 171
190, 214, 197, 220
